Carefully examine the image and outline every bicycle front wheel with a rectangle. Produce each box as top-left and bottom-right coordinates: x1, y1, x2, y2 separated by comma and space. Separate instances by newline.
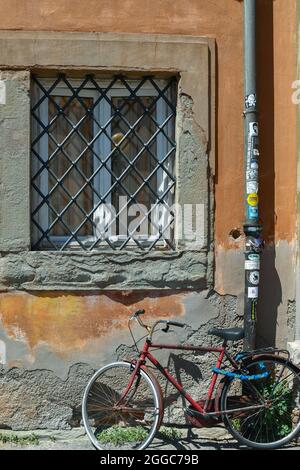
221, 356, 300, 449
82, 361, 162, 450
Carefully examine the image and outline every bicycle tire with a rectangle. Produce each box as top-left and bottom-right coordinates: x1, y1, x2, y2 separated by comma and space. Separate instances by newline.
220, 355, 300, 449
82, 361, 163, 450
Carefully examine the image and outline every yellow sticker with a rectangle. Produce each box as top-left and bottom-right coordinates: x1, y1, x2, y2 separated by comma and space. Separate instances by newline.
247, 193, 259, 207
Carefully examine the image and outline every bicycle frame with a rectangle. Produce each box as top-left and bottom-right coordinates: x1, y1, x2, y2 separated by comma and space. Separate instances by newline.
121, 338, 242, 417
146, 341, 227, 415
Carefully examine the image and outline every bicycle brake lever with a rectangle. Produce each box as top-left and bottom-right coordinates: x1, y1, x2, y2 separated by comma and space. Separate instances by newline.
162, 324, 170, 333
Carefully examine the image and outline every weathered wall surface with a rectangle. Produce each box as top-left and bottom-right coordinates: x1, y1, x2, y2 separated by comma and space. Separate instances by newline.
0, 0, 298, 429
257, 0, 297, 348
0, 289, 240, 429
289, 0, 300, 362
0, 71, 30, 251
0, 251, 209, 291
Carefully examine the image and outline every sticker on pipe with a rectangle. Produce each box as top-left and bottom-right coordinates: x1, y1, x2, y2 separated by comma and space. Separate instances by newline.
247, 193, 259, 207
247, 169, 258, 180
248, 254, 260, 260
251, 300, 257, 321
245, 260, 260, 270
249, 122, 259, 137
245, 93, 257, 109
249, 271, 260, 285
248, 287, 258, 299
248, 206, 259, 219
251, 136, 259, 159
247, 181, 258, 194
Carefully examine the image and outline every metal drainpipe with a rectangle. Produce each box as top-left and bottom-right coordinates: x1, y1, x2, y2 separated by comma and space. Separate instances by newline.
243, 0, 264, 350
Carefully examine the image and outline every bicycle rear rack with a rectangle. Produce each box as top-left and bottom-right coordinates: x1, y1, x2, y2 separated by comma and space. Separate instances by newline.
235, 347, 290, 362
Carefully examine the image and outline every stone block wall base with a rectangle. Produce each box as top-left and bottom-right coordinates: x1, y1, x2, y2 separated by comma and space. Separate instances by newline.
287, 341, 300, 365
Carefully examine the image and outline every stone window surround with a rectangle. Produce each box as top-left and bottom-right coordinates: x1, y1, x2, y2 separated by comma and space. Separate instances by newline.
0, 31, 215, 291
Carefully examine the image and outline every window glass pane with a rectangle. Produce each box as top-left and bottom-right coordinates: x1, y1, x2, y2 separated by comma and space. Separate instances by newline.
48, 96, 93, 236
111, 96, 157, 235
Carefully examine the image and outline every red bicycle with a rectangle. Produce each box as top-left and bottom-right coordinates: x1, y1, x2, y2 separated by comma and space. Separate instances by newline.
82, 309, 300, 450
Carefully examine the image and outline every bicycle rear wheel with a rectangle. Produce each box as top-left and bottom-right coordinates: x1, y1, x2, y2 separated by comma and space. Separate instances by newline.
221, 356, 300, 449
82, 361, 162, 450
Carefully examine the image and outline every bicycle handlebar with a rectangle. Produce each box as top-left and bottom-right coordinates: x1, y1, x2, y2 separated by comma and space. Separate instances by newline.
130, 310, 185, 340
134, 309, 145, 316
167, 321, 185, 328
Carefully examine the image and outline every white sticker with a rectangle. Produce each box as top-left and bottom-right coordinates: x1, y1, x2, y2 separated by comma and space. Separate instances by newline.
249, 122, 259, 136
245, 260, 260, 270
245, 93, 257, 109
0, 80, 6, 105
250, 162, 258, 169
247, 181, 259, 194
248, 287, 258, 299
247, 169, 258, 180
249, 271, 260, 285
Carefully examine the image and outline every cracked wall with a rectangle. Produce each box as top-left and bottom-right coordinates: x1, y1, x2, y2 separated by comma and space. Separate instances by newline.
0, 289, 240, 429
0, 251, 209, 291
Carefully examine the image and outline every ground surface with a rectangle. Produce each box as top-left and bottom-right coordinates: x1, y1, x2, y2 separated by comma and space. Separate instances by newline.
0, 426, 299, 451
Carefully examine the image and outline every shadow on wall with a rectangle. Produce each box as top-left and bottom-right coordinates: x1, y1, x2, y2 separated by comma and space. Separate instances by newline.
257, 245, 282, 347
256, 0, 281, 347
257, 0, 275, 245
158, 352, 216, 425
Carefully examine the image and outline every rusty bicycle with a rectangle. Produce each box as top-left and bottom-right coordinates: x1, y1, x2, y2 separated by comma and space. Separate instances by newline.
82, 309, 300, 450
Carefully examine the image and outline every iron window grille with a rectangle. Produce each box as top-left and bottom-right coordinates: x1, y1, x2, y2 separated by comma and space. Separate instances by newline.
31, 74, 177, 251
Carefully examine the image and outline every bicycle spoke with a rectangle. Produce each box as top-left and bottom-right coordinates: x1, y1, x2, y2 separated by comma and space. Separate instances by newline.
239, 408, 263, 432
90, 384, 117, 406
88, 392, 113, 407
256, 410, 265, 443
270, 369, 297, 397
82, 363, 160, 450
253, 410, 265, 441
222, 358, 300, 448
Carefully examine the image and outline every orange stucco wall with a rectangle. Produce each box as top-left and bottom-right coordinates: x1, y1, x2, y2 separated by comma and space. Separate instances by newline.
273, 1, 297, 241
0, 0, 296, 247
0, 290, 185, 363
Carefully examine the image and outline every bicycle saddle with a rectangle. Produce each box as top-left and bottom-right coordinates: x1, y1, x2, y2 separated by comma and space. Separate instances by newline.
208, 327, 244, 342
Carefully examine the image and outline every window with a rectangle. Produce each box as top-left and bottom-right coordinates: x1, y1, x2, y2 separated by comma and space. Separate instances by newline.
31, 74, 177, 251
